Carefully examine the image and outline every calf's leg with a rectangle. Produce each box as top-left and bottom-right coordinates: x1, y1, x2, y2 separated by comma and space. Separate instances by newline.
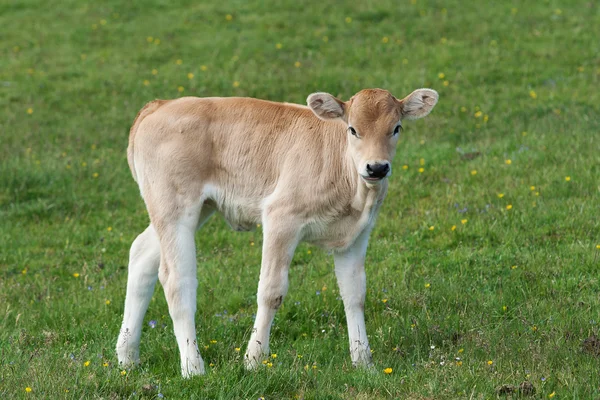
154, 205, 207, 377
334, 230, 373, 367
117, 224, 160, 366
244, 215, 299, 369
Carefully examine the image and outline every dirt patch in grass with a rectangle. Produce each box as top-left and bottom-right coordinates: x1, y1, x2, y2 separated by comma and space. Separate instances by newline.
495, 381, 536, 397
582, 335, 600, 356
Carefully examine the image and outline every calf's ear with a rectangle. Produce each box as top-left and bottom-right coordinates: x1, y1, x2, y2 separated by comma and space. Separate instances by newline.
307, 92, 347, 121
397, 88, 438, 120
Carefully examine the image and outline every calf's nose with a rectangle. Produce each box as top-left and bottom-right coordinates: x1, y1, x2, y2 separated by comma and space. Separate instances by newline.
366, 162, 390, 179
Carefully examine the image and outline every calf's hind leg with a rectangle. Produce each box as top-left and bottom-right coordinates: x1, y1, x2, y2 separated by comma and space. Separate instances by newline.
117, 224, 161, 367
154, 204, 214, 378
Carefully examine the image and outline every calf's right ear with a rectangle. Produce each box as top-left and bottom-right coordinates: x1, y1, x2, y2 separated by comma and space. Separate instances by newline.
307, 92, 346, 121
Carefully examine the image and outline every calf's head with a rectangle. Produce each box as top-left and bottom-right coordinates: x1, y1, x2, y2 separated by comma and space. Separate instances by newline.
307, 88, 438, 183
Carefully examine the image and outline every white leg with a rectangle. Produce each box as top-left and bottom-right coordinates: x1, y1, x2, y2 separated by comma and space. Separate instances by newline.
157, 209, 205, 378
334, 229, 373, 367
117, 225, 160, 366
244, 216, 299, 369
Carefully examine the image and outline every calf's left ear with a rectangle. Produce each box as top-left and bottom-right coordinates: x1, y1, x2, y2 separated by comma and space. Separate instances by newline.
397, 88, 439, 120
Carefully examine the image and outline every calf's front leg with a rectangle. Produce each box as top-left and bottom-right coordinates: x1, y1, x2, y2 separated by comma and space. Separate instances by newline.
244, 216, 299, 369
334, 230, 373, 367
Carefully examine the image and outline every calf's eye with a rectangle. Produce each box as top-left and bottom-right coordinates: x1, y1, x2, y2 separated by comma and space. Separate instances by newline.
348, 126, 357, 136
393, 125, 402, 135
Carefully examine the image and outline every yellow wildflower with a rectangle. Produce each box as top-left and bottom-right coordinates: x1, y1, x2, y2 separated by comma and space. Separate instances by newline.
497, 193, 504, 198
210, 340, 217, 344
506, 204, 513, 210
84, 360, 90, 367
233, 81, 240, 88
201, 65, 207, 71
548, 392, 556, 398
474, 111, 482, 118
505, 159, 512, 165
25, 387, 32, 393
345, 17, 352, 23
487, 360, 493, 365
120, 370, 127, 376
565, 176, 571, 181
294, 61, 301, 68
105, 300, 111, 305
177, 86, 184, 93
383, 367, 392, 374
73, 273, 80, 278
381, 37, 389, 44
235, 347, 240, 352
187, 73, 194, 79
461, 219, 467, 224
225, 14, 233, 21
418, 167, 424, 173
471, 170, 477, 175
27, 108, 33, 115
429, 226, 434, 231
382, 299, 388, 303
438, 72, 445, 79
451, 225, 456, 231
424, 283, 431, 288
275, 43, 282, 49
529, 90, 537, 99
402, 165, 408, 170
176, 59, 183, 65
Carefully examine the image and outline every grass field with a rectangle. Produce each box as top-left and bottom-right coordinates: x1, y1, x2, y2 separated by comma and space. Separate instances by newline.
2, 0, 600, 398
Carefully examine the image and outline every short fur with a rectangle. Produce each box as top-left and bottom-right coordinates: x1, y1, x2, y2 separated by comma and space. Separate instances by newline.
117, 88, 438, 377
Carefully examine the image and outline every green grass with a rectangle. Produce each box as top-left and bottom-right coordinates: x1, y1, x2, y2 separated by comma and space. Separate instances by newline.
1, 0, 600, 398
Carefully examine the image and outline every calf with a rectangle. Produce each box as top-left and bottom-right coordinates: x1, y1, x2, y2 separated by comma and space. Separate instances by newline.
116, 88, 438, 376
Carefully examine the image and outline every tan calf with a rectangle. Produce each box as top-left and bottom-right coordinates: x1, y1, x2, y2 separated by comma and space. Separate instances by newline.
116, 88, 438, 377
